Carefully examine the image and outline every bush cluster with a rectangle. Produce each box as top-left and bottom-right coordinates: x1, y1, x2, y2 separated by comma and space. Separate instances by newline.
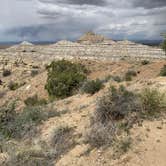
2, 69, 11, 77
141, 60, 150, 65
0, 102, 56, 139
8, 81, 25, 91
125, 70, 137, 81
95, 86, 140, 123
51, 125, 75, 157
45, 60, 87, 98
0, 102, 17, 139
112, 76, 122, 82
85, 85, 166, 148
24, 95, 47, 106
2, 125, 75, 166
160, 65, 166, 76
31, 70, 39, 77
140, 88, 165, 117
81, 79, 104, 95
161, 38, 166, 55
2, 141, 56, 166
8, 81, 19, 91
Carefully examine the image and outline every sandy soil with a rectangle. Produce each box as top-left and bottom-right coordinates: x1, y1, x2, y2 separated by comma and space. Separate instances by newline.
0, 59, 166, 165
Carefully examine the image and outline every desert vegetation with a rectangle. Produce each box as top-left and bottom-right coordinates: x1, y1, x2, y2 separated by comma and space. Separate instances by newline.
8, 81, 25, 91
161, 35, 166, 55
84, 85, 166, 149
0, 56, 166, 165
81, 79, 104, 95
124, 70, 137, 81
45, 60, 87, 98
160, 65, 166, 76
141, 60, 150, 65
31, 69, 39, 77
2, 69, 11, 77
0, 102, 58, 139
24, 95, 47, 106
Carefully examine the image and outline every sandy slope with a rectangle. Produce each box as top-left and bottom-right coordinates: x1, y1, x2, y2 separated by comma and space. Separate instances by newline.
0, 59, 166, 165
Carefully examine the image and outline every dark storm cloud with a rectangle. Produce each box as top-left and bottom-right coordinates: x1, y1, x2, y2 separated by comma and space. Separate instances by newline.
133, 0, 166, 8
5, 18, 99, 41
7, 25, 47, 39
39, 0, 107, 6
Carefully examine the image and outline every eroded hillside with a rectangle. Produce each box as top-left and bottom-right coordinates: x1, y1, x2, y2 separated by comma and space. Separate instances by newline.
0, 54, 166, 166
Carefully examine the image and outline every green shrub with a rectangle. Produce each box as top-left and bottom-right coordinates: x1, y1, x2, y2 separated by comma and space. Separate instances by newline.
118, 138, 131, 153
84, 122, 115, 147
8, 81, 25, 91
3, 141, 56, 166
84, 86, 141, 147
102, 75, 112, 83
161, 37, 166, 55
32, 65, 39, 69
7, 147, 53, 166
15, 106, 62, 139
125, 74, 132, 81
8, 81, 19, 90
24, 95, 47, 106
0, 102, 58, 139
45, 60, 87, 98
85, 86, 166, 148
114, 137, 132, 158
141, 60, 150, 65
2, 69, 11, 77
81, 79, 104, 95
140, 88, 165, 117
95, 85, 141, 123
3, 125, 74, 166
18, 107, 46, 124
31, 70, 39, 77
160, 65, 166, 76
125, 70, 137, 81
51, 125, 74, 148
112, 76, 122, 82
11, 107, 45, 138
0, 102, 17, 139
102, 75, 122, 83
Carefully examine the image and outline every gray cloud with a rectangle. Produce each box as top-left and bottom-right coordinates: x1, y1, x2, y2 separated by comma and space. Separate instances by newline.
133, 0, 166, 8
39, 0, 107, 6
0, 0, 166, 42
5, 18, 100, 41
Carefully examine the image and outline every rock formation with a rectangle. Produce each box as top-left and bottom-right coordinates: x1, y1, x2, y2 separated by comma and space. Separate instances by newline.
1, 32, 165, 62
77, 31, 106, 44
7, 41, 36, 53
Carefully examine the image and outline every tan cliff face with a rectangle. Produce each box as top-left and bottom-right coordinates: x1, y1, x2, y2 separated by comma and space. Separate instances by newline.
77, 31, 106, 44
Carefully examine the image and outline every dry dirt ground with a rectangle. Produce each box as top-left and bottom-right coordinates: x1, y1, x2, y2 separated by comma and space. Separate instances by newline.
0, 59, 166, 165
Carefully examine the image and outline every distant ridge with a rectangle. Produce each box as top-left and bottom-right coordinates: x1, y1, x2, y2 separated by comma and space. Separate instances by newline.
20, 41, 33, 46
6, 41, 35, 52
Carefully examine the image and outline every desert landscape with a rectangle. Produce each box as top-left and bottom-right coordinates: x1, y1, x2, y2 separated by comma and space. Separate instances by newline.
0, 32, 166, 166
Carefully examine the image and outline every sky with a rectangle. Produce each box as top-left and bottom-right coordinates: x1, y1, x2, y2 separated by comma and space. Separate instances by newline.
0, 0, 166, 42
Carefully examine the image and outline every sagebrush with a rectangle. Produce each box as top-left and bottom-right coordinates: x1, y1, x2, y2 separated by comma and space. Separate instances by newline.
81, 79, 104, 95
